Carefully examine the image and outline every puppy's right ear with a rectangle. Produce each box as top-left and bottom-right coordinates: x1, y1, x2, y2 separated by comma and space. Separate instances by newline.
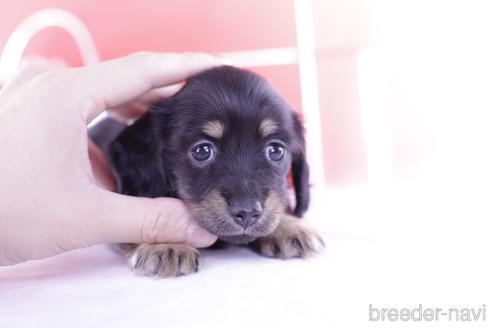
290, 112, 310, 217
108, 112, 170, 197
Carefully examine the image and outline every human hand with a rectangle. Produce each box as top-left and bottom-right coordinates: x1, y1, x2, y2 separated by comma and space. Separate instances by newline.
88, 82, 184, 190
0, 52, 221, 265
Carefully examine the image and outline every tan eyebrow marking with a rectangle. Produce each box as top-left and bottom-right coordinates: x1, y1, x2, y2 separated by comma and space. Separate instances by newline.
259, 118, 278, 137
202, 120, 224, 139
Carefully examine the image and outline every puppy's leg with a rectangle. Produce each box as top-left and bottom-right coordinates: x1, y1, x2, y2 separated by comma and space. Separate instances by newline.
114, 243, 200, 278
251, 215, 324, 259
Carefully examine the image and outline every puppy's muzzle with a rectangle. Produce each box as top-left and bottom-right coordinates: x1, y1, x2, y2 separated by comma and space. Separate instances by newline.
229, 200, 263, 228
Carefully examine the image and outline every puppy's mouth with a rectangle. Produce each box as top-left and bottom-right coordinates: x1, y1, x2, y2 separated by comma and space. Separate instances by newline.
191, 212, 280, 245
184, 190, 285, 245
214, 215, 279, 245
219, 234, 259, 245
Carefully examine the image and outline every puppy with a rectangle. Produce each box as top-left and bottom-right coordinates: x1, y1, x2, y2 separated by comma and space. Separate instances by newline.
107, 66, 323, 277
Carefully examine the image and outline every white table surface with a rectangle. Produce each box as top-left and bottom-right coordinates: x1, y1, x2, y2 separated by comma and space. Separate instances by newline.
1, 185, 490, 327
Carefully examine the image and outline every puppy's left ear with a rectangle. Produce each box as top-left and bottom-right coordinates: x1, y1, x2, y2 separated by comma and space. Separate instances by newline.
290, 112, 310, 217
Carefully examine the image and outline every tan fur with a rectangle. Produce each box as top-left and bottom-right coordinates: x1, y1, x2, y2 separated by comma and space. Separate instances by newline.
259, 118, 278, 137
188, 189, 286, 239
130, 244, 199, 278
202, 120, 224, 139
189, 190, 229, 233
262, 190, 285, 233
176, 180, 229, 225
195, 189, 228, 214
188, 189, 229, 226
252, 214, 325, 259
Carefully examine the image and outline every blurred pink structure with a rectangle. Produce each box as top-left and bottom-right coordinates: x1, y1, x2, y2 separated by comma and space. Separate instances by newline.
2, 0, 492, 189
0, 0, 366, 186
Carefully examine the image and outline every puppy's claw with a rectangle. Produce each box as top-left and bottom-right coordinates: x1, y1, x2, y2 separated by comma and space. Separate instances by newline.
130, 244, 200, 278
253, 220, 324, 259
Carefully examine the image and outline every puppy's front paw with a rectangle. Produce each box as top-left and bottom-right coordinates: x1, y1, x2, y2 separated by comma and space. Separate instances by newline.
130, 244, 200, 278
252, 216, 324, 259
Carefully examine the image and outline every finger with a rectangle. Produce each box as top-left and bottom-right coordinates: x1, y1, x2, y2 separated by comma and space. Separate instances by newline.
107, 103, 147, 122
14, 63, 53, 82
84, 189, 217, 248
0, 64, 52, 100
106, 84, 183, 121
134, 83, 184, 106
72, 52, 225, 123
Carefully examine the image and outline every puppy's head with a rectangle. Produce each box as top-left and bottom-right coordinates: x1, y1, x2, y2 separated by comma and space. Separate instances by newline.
110, 66, 309, 244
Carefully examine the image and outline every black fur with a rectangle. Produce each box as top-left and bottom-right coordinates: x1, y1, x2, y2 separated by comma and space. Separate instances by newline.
107, 66, 310, 244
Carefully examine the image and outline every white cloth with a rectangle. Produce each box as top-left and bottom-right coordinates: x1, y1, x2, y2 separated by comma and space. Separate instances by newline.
1, 186, 490, 328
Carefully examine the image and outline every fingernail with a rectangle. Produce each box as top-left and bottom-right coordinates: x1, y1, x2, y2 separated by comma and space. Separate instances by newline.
210, 53, 232, 66
219, 56, 232, 65
187, 220, 217, 248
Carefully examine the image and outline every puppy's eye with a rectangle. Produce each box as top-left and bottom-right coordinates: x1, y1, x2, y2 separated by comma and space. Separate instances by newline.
191, 143, 214, 162
266, 142, 285, 161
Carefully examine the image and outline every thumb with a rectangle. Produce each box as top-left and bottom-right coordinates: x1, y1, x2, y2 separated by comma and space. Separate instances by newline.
84, 190, 217, 248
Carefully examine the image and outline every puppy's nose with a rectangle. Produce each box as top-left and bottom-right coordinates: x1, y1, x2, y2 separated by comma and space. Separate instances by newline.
230, 202, 263, 228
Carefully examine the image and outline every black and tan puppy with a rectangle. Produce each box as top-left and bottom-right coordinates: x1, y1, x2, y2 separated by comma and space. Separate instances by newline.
107, 66, 323, 277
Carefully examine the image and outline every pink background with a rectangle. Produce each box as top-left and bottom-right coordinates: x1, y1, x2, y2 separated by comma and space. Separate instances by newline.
3, 0, 489, 186
0, 0, 371, 186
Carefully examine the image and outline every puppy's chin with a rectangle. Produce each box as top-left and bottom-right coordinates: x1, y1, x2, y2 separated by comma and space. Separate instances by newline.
193, 217, 278, 245
191, 214, 280, 245
206, 216, 281, 245
219, 234, 258, 245
183, 188, 285, 245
